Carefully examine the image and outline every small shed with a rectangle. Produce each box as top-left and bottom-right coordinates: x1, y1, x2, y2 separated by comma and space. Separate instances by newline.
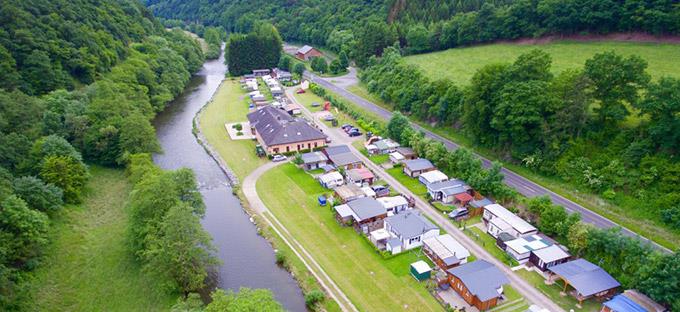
410, 261, 432, 281
318, 195, 327, 206
395, 147, 417, 160
418, 170, 448, 185
318, 171, 344, 189
389, 151, 405, 164
334, 184, 366, 202
403, 158, 435, 177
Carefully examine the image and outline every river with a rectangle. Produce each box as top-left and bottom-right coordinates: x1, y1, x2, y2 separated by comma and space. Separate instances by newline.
152, 51, 306, 311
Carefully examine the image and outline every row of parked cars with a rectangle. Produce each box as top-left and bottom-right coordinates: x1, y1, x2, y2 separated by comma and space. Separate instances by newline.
341, 124, 362, 137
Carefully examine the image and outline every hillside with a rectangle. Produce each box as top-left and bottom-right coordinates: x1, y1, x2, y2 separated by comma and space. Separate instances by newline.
403, 41, 680, 85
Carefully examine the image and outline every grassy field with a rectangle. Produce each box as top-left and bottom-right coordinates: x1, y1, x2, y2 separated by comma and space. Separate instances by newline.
292, 90, 355, 129
514, 270, 600, 312
463, 227, 519, 267
199, 79, 268, 179
385, 167, 428, 197
257, 164, 443, 311
404, 41, 680, 85
28, 167, 176, 311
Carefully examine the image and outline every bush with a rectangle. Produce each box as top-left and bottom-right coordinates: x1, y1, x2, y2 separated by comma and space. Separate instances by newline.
275, 250, 286, 266
304, 289, 325, 308
232, 123, 243, 131
236, 131, 243, 136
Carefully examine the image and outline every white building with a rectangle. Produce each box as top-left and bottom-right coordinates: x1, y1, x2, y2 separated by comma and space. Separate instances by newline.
483, 204, 537, 239
503, 234, 552, 263
418, 170, 448, 185
423, 234, 471, 269
376, 195, 410, 215
384, 211, 440, 254
318, 171, 344, 189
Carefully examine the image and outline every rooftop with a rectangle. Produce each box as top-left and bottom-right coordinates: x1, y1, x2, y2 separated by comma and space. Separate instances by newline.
347, 168, 374, 181
419, 170, 448, 184
247, 106, 326, 146
386, 211, 438, 239
603, 294, 647, 312
485, 204, 537, 235
423, 234, 471, 264
470, 197, 494, 208
346, 197, 386, 221
395, 147, 415, 157
373, 139, 400, 151
297, 45, 314, 54
504, 234, 552, 255
325, 145, 362, 166
376, 196, 409, 209
549, 259, 621, 297
301, 151, 328, 164
404, 158, 434, 171
532, 244, 571, 263
447, 260, 510, 302
427, 179, 467, 192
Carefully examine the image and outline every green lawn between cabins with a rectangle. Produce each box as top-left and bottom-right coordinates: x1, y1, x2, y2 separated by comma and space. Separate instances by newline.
28, 167, 177, 311
257, 163, 443, 311
514, 270, 600, 312
292, 90, 355, 130
463, 227, 520, 268
199, 78, 268, 179
403, 41, 680, 86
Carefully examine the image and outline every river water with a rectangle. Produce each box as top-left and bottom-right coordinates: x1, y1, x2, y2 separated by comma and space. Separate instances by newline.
152, 52, 306, 311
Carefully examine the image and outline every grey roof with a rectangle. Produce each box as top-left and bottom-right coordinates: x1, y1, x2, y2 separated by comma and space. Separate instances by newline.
532, 245, 570, 264
346, 197, 386, 221
247, 106, 326, 146
386, 211, 438, 239
395, 147, 415, 157
301, 151, 327, 164
374, 139, 399, 151
404, 158, 434, 171
447, 260, 510, 302
387, 237, 401, 249
549, 259, 620, 297
297, 45, 314, 54
470, 197, 493, 208
442, 185, 471, 196
324, 145, 361, 166
428, 179, 466, 192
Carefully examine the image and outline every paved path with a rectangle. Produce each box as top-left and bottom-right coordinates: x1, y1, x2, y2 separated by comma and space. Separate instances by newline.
303, 71, 672, 253
288, 88, 564, 312
242, 160, 359, 312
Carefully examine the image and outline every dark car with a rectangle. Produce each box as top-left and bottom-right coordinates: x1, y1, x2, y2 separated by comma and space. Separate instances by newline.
340, 124, 352, 130
348, 129, 362, 137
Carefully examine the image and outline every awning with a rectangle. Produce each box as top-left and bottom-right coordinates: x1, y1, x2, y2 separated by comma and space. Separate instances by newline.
455, 192, 473, 202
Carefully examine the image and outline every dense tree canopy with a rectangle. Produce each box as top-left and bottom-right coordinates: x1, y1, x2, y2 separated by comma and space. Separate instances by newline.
226, 23, 282, 76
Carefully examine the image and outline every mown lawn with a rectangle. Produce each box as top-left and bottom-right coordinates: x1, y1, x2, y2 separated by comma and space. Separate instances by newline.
462, 227, 519, 267
199, 78, 268, 179
514, 269, 600, 312
292, 90, 355, 129
352, 140, 390, 165
257, 164, 443, 311
28, 167, 176, 311
403, 41, 680, 85
385, 167, 428, 197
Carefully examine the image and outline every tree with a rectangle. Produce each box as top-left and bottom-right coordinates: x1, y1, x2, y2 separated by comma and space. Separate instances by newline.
293, 62, 306, 76
143, 202, 218, 295
636, 252, 680, 311
118, 114, 161, 163
338, 51, 349, 68
329, 59, 344, 74
0, 195, 49, 265
567, 221, 591, 257
584, 52, 650, 127
387, 112, 410, 142
12, 176, 63, 212
310, 57, 328, 73
405, 24, 431, 53
278, 55, 291, 71
353, 21, 397, 67
39, 155, 88, 204
636, 77, 680, 152
226, 23, 283, 76
206, 288, 284, 312
27, 134, 83, 172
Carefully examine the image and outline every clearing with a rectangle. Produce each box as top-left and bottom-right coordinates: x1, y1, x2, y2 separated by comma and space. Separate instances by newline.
404, 41, 680, 85
28, 167, 176, 311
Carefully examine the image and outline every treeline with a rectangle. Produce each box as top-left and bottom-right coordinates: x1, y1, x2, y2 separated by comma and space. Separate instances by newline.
126, 154, 218, 296
361, 46, 680, 231
226, 23, 282, 76
0, 0, 205, 308
203, 27, 227, 59
146, 0, 680, 65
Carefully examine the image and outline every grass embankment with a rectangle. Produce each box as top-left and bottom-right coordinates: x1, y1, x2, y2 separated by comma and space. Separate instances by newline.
514, 270, 600, 312
200, 80, 342, 311
199, 79, 268, 179
404, 41, 680, 85
344, 80, 679, 249
257, 164, 442, 311
28, 167, 176, 311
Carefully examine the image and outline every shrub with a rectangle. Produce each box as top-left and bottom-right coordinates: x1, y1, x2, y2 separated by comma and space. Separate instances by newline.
233, 123, 243, 131
304, 289, 325, 308
275, 250, 286, 266
236, 131, 243, 136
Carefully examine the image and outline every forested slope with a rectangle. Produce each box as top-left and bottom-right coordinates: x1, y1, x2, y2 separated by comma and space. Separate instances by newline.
0, 0, 206, 309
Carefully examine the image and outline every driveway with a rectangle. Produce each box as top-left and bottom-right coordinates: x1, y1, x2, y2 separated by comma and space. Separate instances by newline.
288, 87, 565, 312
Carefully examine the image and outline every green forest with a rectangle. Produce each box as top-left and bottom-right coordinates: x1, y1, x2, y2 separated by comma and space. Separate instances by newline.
0, 0, 218, 309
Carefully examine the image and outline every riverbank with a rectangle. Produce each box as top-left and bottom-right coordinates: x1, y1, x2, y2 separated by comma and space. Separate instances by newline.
27, 167, 177, 311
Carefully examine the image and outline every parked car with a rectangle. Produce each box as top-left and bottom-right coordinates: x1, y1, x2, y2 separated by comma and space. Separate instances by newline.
311, 102, 320, 107
371, 185, 390, 197
348, 129, 362, 137
341, 124, 353, 131
448, 207, 469, 219
296, 89, 305, 94
272, 154, 287, 162
325, 137, 332, 143
324, 114, 335, 121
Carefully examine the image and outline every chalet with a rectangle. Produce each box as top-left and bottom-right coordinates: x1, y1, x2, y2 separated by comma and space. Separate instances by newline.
324, 145, 363, 170
367, 139, 400, 155
418, 170, 448, 185
334, 184, 366, 203
252, 69, 270, 76
483, 204, 537, 239
601, 290, 667, 312
529, 244, 571, 272
423, 234, 470, 270
361, 186, 376, 198
384, 211, 439, 254
502, 234, 552, 263
376, 195, 410, 215
427, 179, 472, 204
272, 68, 292, 81
403, 158, 435, 177
318, 171, 344, 189
285, 103, 301, 115
447, 260, 510, 311
346, 168, 375, 186
334, 197, 387, 233
301, 151, 328, 170
396, 147, 417, 160
247, 106, 327, 154
270, 86, 284, 97
389, 151, 405, 164
548, 259, 620, 304
295, 45, 323, 61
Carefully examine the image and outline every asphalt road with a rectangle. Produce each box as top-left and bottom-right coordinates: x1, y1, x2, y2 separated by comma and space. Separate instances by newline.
303, 71, 672, 253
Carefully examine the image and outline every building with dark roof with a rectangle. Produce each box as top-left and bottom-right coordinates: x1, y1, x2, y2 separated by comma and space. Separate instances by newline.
403, 158, 435, 177
384, 211, 439, 254
334, 197, 387, 233
427, 179, 472, 204
323, 145, 362, 169
548, 259, 620, 304
247, 106, 326, 154
447, 260, 510, 310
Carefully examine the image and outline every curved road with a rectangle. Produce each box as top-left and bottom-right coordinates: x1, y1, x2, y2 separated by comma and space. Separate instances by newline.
304, 71, 672, 253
